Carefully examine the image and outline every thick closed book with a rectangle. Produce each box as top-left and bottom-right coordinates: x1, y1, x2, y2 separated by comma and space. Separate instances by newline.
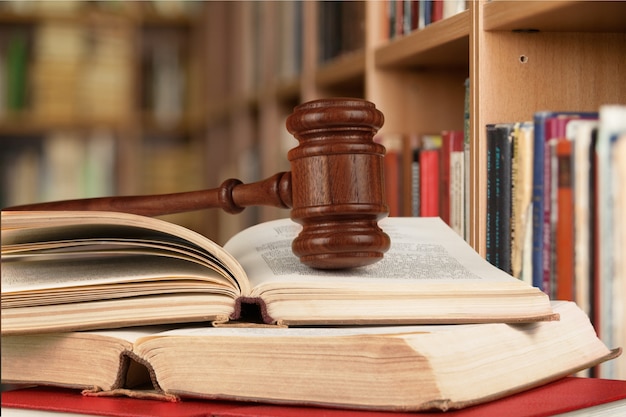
1, 211, 555, 334
0, 302, 620, 412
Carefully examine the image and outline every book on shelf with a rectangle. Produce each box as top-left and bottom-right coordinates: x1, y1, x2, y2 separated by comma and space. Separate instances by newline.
485, 104, 626, 380
1, 211, 556, 335
414, 134, 442, 218
418, 147, 440, 217
447, 130, 465, 237
1, 302, 621, 412
568, 119, 598, 319
595, 104, 626, 380
486, 124, 513, 274
29, 18, 133, 124
510, 121, 534, 284
318, 1, 364, 63
3, 377, 626, 417
4, 28, 29, 114
409, 134, 421, 217
378, 131, 462, 220
439, 130, 463, 227
531, 111, 598, 296
612, 131, 626, 381
463, 77, 471, 241
404, 133, 443, 218
384, 1, 467, 39
553, 138, 575, 301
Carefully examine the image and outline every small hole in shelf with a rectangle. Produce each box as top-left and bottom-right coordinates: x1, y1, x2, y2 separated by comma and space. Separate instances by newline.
513, 28, 540, 33
519, 55, 529, 64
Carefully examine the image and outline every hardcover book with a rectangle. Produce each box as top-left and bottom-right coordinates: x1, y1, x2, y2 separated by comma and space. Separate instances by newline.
510, 121, 534, 284
1, 211, 556, 335
1, 302, 620, 412
486, 123, 513, 274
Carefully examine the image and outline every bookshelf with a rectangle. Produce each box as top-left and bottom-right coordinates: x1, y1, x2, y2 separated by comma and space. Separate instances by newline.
2, 1, 625, 251
197, 0, 626, 379
0, 0, 209, 233
470, 0, 626, 256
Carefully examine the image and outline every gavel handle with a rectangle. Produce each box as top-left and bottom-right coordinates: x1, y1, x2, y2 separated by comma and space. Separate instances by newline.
4, 172, 293, 217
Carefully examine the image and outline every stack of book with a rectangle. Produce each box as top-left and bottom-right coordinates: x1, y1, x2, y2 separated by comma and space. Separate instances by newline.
1, 211, 623, 414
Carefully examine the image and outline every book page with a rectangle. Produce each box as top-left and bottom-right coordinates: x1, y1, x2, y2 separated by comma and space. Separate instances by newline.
139, 323, 439, 341
224, 217, 532, 295
92, 325, 182, 344
2, 255, 234, 295
1, 211, 249, 295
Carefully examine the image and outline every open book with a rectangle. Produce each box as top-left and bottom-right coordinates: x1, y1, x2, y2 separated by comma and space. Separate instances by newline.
2, 210, 554, 335
1, 302, 620, 412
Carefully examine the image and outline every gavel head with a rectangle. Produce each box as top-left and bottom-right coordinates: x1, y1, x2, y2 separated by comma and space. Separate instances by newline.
285, 98, 391, 269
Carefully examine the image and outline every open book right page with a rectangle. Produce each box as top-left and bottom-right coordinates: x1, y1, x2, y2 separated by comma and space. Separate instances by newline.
223, 217, 554, 325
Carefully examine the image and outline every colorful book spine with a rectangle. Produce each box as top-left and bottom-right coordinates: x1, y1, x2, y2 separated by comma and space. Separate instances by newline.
554, 138, 575, 301
486, 124, 513, 274
532, 111, 597, 293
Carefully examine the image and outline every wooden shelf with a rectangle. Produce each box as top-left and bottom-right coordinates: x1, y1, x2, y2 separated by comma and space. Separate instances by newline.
483, 0, 626, 32
375, 10, 470, 69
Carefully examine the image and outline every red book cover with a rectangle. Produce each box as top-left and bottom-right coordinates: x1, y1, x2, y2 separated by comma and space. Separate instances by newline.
419, 148, 439, 217
0, 386, 242, 417
3, 378, 626, 417
431, 0, 444, 23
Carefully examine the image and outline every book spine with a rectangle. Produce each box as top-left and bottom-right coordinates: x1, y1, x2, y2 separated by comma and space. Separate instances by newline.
439, 130, 464, 229
411, 148, 420, 216
554, 139, 575, 301
532, 112, 552, 292
419, 148, 439, 217
431, 0, 443, 23
6, 31, 29, 112
449, 131, 465, 237
486, 124, 495, 265
570, 120, 598, 319
510, 122, 534, 283
487, 124, 513, 274
376, 134, 404, 217
463, 77, 470, 241
543, 118, 570, 297
596, 105, 626, 379
439, 130, 453, 225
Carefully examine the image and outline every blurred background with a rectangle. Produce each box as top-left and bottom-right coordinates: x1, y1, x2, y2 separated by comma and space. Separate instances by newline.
0, 0, 470, 244
0, 0, 330, 243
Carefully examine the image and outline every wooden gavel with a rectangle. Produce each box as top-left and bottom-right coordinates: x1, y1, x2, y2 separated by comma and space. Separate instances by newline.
6, 98, 391, 269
